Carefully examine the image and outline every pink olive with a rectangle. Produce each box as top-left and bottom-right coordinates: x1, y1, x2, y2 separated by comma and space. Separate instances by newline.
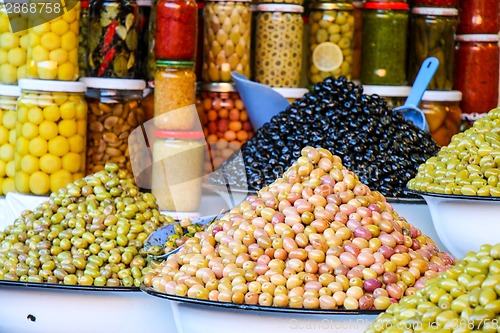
383, 272, 398, 285
363, 278, 382, 292
368, 204, 380, 213
354, 226, 372, 240
359, 295, 374, 310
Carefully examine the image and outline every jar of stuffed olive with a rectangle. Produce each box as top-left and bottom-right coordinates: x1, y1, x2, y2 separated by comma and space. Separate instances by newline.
16, 79, 87, 195
309, 3, 354, 85
361, 2, 409, 85
203, 0, 252, 82
81, 78, 146, 177
255, 4, 304, 87
88, 0, 140, 78
0, 85, 21, 195
408, 7, 458, 90
362, 85, 411, 110
0, 3, 28, 84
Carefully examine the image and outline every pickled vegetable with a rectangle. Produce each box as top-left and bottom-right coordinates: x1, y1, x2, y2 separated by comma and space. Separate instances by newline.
0, 4, 28, 84
145, 146, 455, 309
408, 107, 500, 196
0, 163, 173, 286
0, 86, 20, 195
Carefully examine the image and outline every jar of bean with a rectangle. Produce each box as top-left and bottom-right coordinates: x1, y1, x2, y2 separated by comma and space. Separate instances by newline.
199, 83, 253, 171
81, 78, 146, 177
419, 90, 462, 146
0, 3, 28, 84
457, 0, 500, 34
16, 79, 87, 195
88, 0, 139, 78
309, 3, 355, 85
0, 85, 21, 195
255, 4, 304, 88
408, 7, 458, 90
361, 85, 411, 110
27, 2, 80, 81
154, 61, 197, 130
203, 0, 252, 82
361, 2, 409, 85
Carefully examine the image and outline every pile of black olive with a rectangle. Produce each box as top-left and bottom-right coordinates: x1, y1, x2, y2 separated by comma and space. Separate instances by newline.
211, 77, 440, 197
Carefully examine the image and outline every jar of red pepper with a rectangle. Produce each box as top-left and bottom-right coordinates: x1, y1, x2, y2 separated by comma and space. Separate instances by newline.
457, 0, 500, 34
155, 0, 198, 61
454, 34, 499, 119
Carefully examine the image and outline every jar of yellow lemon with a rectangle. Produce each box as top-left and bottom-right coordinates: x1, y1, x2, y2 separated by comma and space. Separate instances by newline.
16, 79, 87, 195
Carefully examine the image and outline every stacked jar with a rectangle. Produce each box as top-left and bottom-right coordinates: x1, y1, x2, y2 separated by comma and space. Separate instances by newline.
0, 3, 28, 84
454, 0, 500, 126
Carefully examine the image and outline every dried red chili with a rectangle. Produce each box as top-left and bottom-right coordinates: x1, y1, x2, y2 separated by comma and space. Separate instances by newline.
454, 35, 499, 116
155, 0, 198, 61
458, 0, 500, 34
413, 0, 458, 8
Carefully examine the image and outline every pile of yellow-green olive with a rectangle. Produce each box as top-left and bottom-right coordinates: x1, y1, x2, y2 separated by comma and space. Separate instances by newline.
144, 147, 455, 310
408, 107, 500, 196
365, 243, 500, 333
0, 163, 172, 287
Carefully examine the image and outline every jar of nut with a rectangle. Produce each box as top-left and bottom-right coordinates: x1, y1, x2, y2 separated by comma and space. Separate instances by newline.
255, 4, 304, 88
203, 0, 252, 82
309, 3, 355, 85
81, 78, 146, 177
198, 83, 253, 172
16, 79, 87, 195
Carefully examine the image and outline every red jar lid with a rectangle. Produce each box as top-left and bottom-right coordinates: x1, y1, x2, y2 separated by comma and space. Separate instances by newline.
81, 1, 89, 8
155, 130, 205, 139
363, 2, 409, 10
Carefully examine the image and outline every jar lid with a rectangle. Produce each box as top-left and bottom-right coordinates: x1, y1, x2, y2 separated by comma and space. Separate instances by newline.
156, 60, 195, 68
81, 1, 89, 9
421, 90, 462, 102
363, 2, 409, 10
201, 83, 236, 92
272, 88, 309, 99
456, 34, 499, 42
0, 84, 21, 97
19, 79, 86, 93
352, 1, 363, 8
137, 0, 152, 6
412, 7, 458, 16
155, 130, 206, 139
311, 3, 353, 10
257, 4, 304, 13
80, 78, 146, 91
362, 85, 411, 97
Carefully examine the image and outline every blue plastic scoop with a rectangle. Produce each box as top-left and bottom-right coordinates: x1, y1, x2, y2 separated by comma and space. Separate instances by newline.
393, 57, 439, 131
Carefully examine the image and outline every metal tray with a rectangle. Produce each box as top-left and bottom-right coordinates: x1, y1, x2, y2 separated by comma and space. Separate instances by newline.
409, 189, 500, 201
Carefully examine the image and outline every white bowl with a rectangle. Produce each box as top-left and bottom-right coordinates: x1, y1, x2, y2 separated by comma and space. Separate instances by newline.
143, 286, 380, 333
415, 191, 500, 259
0, 281, 176, 333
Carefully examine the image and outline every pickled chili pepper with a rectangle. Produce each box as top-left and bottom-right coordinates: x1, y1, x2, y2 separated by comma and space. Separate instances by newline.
98, 47, 117, 76
102, 20, 118, 53
155, 0, 197, 61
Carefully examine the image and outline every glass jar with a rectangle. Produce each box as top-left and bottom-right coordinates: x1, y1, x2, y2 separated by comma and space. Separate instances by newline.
351, 1, 363, 80
361, 2, 409, 85
147, 0, 157, 81
203, 0, 252, 82
16, 79, 87, 195
78, 1, 90, 78
413, 0, 458, 7
454, 35, 500, 118
0, 85, 21, 195
152, 130, 205, 212
309, 3, 355, 84
419, 91, 462, 146
88, 0, 139, 78
408, 8, 458, 90
0, 4, 28, 84
196, 2, 206, 79
458, 0, 500, 34
143, 85, 155, 122
154, 61, 197, 130
81, 78, 146, 176
362, 85, 411, 110
199, 83, 253, 171
255, 4, 304, 87
155, 0, 197, 61
27, 3, 81, 81
137, 0, 152, 79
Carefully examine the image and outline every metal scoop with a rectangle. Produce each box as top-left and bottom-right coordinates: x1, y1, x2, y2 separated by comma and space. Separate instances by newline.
393, 57, 439, 131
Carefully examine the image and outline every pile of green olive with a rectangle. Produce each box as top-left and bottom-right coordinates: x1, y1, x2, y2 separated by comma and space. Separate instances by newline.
365, 243, 500, 333
144, 147, 455, 310
408, 107, 500, 196
0, 163, 172, 287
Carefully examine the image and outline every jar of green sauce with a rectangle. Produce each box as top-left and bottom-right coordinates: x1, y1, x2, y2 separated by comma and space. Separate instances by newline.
361, 2, 409, 85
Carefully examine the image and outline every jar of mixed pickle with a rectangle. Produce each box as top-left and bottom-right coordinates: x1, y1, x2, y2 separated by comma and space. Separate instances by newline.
0, 3, 28, 84
309, 3, 355, 85
0, 85, 21, 195
88, 0, 140, 78
203, 0, 252, 82
16, 79, 87, 195
81, 78, 146, 176
255, 4, 304, 88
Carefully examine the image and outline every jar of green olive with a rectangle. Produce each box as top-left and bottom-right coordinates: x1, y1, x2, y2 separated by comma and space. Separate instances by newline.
203, 0, 252, 82
309, 3, 355, 85
255, 4, 304, 88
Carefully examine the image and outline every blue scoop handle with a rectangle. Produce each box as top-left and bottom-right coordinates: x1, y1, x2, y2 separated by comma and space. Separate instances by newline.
405, 57, 439, 108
